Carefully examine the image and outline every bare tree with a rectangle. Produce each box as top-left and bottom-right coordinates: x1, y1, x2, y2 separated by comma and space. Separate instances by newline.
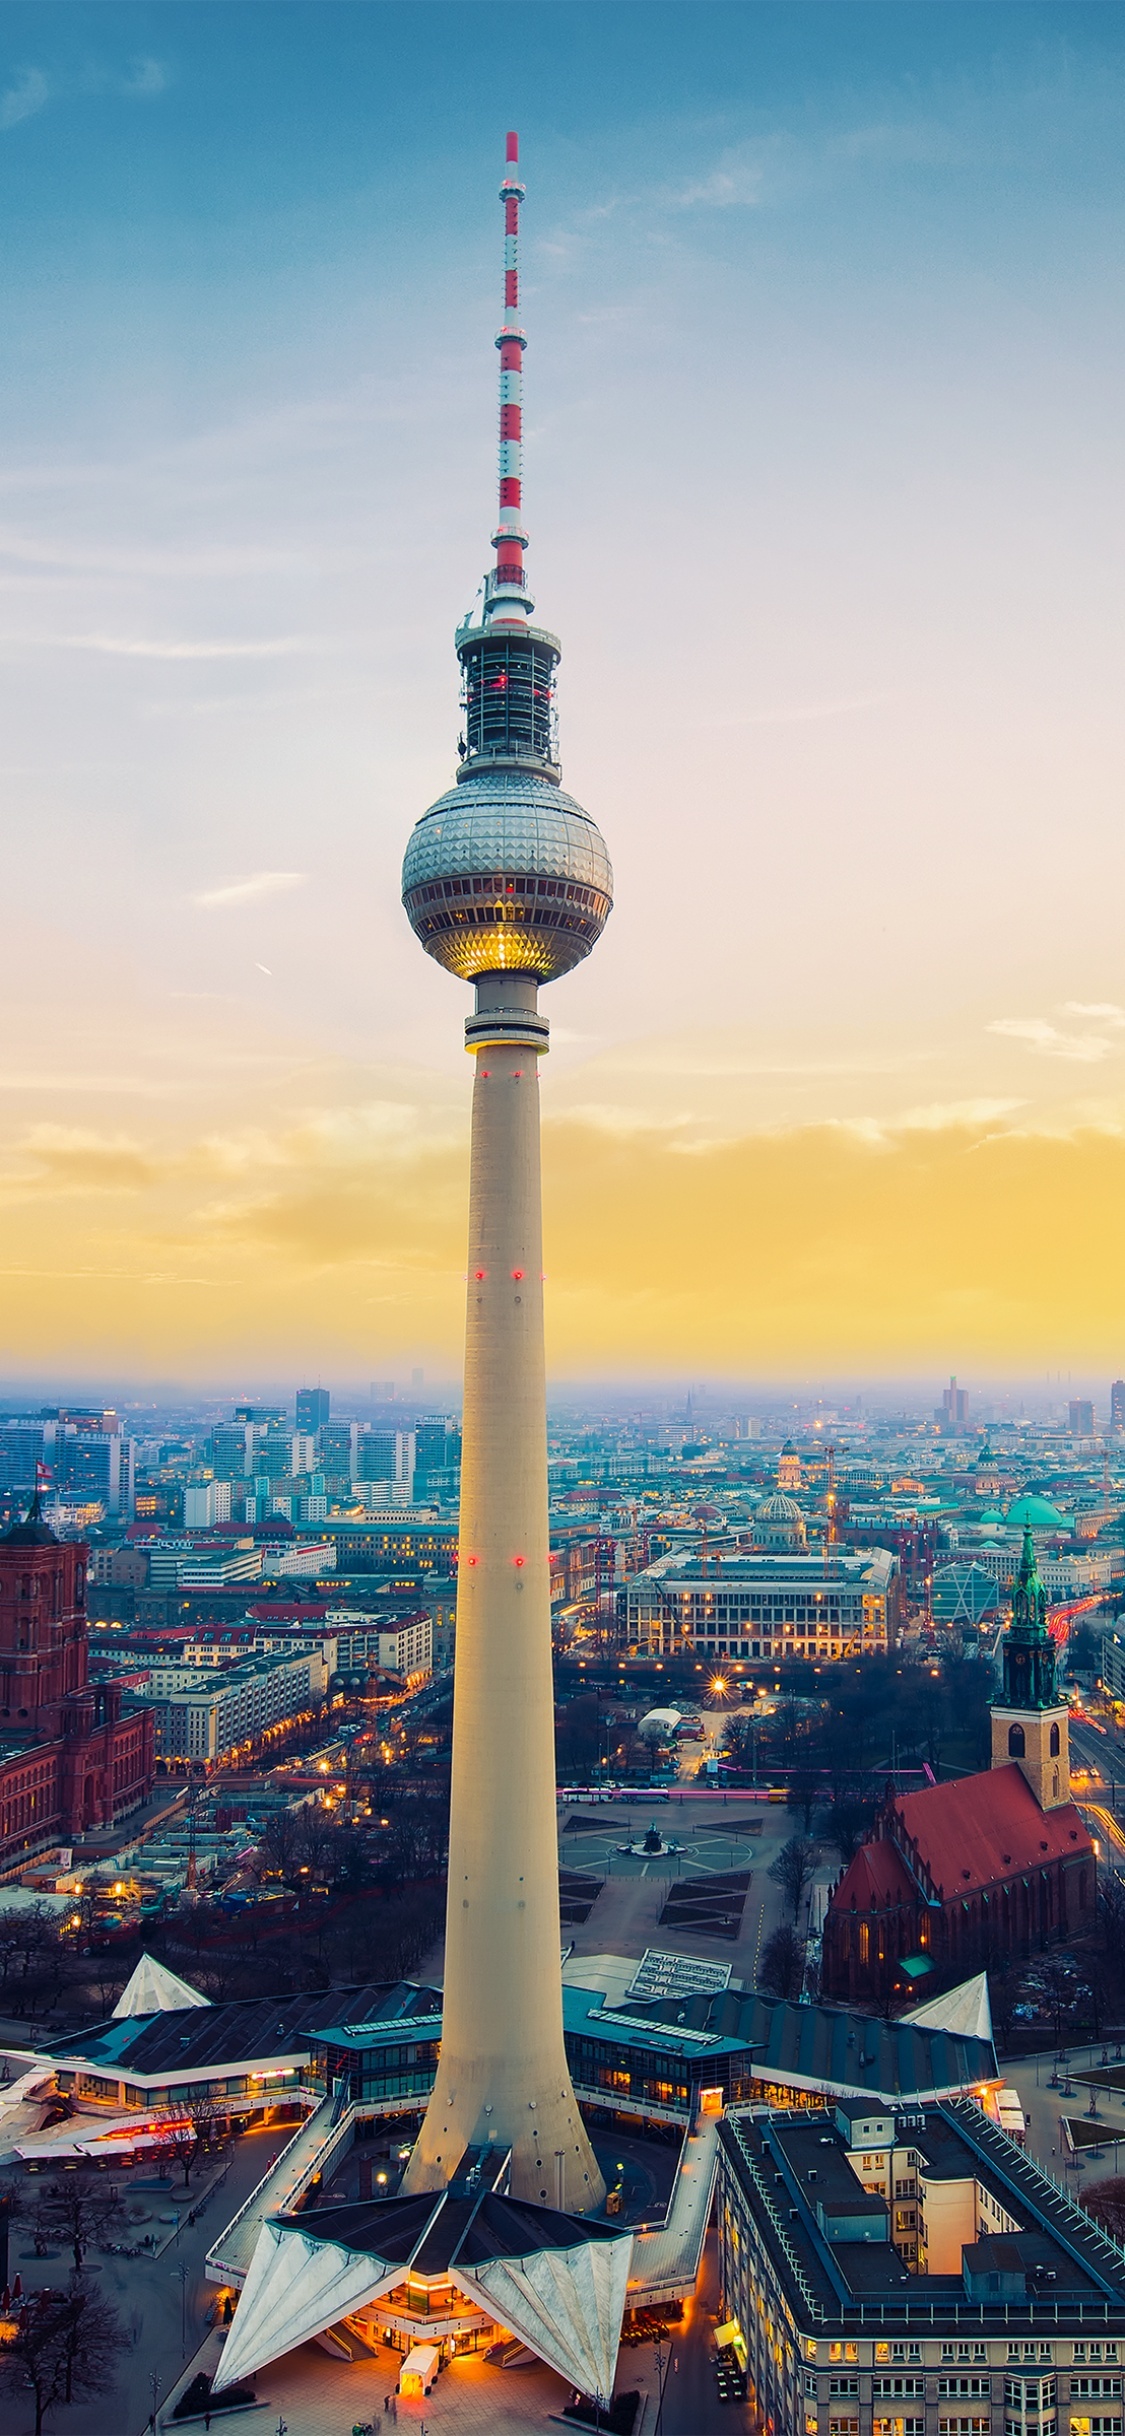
0, 1904, 70, 2017
163, 2095, 219, 2188
1040, 1957, 1080, 2047
33, 2174, 122, 2272
1084, 2177, 1125, 2243
819, 1797, 878, 1866
58, 2279, 121, 2404
768, 1835, 818, 1923
758, 1923, 807, 2001
638, 1721, 668, 1777
0, 2282, 121, 2436
255, 1809, 304, 1887
720, 1714, 754, 1769
786, 1770, 821, 1834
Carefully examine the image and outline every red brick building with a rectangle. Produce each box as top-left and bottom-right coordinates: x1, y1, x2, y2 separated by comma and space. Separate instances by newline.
0, 1509, 153, 1870
821, 1526, 1096, 2008
820, 1764, 1095, 2006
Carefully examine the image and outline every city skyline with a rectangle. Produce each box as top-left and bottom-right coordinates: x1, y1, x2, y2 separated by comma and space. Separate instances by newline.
0, 2, 1122, 1378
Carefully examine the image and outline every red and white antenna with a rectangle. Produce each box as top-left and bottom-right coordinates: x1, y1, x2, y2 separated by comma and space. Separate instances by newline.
488, 130, 533, 629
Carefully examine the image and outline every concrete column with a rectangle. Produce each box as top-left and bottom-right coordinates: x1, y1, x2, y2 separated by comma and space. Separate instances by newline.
403, 975, 604, 2212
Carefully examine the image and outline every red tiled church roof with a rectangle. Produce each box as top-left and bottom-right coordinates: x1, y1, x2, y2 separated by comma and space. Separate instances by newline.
890, 1763, 1091, 1900
834, 1837, 917, 1911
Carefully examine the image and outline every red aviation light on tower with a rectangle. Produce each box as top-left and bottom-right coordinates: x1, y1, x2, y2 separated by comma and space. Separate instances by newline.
491, 130, 531, 628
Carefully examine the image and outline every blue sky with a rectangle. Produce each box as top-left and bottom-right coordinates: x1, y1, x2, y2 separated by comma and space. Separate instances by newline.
0, 3, 1122, 1384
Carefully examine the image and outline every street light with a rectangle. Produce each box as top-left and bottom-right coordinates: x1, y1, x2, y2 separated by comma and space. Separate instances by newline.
170, 2259, 190, 2350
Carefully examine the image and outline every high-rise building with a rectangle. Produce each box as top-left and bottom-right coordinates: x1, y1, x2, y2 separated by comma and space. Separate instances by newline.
295, 1387, 330, 1435
414, 1416, 461, 1501
935, 1373, 970, 1432
50, 1419, 132, 1516
399, 133, 611, 2215
1069, 1397, 1095, 1435
209, 1422, 252, 1482
357, 1427, 413, 1492
1112, 1378, 1125, 1432
254, 1424, 294, 1482
322, 1419, 358, 1483
183, 1480, 232, 1529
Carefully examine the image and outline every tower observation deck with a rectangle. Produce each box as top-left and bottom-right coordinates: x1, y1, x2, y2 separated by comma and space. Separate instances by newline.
402, 131, 612, 994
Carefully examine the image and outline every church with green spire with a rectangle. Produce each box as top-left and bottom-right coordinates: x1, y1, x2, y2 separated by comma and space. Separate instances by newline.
990, 1523, 1070, 1809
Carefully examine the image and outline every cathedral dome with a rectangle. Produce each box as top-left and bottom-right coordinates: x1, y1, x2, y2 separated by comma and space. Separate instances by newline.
1006, 1494, 1067, 1532
752, 1489, 807, 1551
756, 1491, 802, 1525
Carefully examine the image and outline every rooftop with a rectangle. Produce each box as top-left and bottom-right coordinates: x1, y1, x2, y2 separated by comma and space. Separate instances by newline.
892, 1764, 1092, 1901
46, 1979, 439, 2078
720, 2099, 1125, 2329
591, 1982, 997, 2101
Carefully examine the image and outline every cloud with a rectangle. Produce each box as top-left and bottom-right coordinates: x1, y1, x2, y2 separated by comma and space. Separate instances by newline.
193, 873, 308, 910
16, 1126, 158, 1194
0, 68, 48, 130
988, 1015, 1121, 1064
665, 110, 966, 215
62, 634, 315, 662
0, 56, 169, 134
669, 145, 772, 211
556, 1102, 695, 1139
1064, 1003, 1125, 1028
0, 1092, 1124, 1373
895, 1098, 1025, 1132
117, 59, 168, 98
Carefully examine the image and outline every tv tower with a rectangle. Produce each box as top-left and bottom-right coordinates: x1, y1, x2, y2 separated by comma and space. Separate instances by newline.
400, 135, 611, 2210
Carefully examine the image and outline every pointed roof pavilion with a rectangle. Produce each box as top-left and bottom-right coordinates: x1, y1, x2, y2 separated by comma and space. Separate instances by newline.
214, 2156, 632, 2405
903, 1971, 994, 2044
112, 1953, 211, 2017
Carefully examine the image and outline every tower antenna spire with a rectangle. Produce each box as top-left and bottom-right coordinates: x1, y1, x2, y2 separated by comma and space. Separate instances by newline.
489, 130, 532, 628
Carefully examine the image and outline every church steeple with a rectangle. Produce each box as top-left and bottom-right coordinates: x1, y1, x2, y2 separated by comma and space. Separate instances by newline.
991, 1522, 1069, 1808
1003, 1522, 1056, 1708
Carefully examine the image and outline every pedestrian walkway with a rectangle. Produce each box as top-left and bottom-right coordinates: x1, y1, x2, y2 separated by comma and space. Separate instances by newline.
155, 2324, 665, 2436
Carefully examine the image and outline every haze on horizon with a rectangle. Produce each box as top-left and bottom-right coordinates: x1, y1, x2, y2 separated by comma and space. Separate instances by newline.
0, 1, 1122, 1383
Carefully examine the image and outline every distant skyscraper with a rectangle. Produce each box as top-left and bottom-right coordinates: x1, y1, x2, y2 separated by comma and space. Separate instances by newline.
1112, 1380, 1125, 1433
936, 1374, 970, 1432
1069, 1398, 1094, 1436
295, 1387, 330, 1435
209, 1421, 252, 1482
322, 1419, 358, 1483
357, 1428, 412, 1492
400, 132, 611, 2212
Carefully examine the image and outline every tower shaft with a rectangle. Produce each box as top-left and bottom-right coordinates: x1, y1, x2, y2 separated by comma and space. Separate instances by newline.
403, 975, 604, 2209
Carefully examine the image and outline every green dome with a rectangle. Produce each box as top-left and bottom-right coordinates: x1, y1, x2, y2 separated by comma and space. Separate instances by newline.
1006, 1493, 1067, 1531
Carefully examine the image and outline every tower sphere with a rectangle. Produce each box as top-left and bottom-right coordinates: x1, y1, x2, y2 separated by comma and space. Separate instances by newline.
402, 769, 613, 982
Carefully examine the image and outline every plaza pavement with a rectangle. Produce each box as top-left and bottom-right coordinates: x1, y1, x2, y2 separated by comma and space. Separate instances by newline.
153, 2227, 744, 2436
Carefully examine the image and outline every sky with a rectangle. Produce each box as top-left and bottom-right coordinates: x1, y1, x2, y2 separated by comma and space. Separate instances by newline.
0, 0, 1122, 1393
